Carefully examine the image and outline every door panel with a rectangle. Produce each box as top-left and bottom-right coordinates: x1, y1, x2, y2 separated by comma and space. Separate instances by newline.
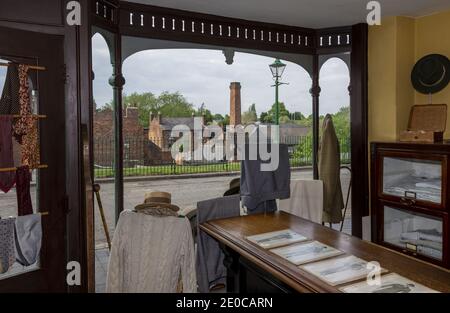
0, 26, 66, 292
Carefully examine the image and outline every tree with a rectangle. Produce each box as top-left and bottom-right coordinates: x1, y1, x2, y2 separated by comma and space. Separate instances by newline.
242, 103, 258, 124
290, 111, 305, 121
259, 112, 269, 123
122, 92, 158, 127
195, 103, 216, 124
259, 102, 290, 124
213, 114, 225, 123
156, 92, 195, 118
112, 91, 196, 127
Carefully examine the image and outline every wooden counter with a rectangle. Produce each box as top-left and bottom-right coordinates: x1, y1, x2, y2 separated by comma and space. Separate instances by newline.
200, 211, 450, 293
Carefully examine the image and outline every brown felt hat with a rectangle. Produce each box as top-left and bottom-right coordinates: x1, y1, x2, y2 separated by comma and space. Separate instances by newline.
135, 191, 180, 212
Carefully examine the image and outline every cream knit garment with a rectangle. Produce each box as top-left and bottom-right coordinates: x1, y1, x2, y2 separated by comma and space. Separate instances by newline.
106, 211, 197, 292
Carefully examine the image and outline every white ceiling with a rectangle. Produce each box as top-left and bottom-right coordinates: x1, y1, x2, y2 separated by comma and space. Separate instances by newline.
127, 0, 450, 28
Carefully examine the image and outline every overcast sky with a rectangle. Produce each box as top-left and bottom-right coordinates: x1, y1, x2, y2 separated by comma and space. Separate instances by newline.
0, 36, 349, 118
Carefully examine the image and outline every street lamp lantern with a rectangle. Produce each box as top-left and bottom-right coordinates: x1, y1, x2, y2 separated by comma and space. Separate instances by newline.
269, 58, 286, 78
269, 58, 287, 125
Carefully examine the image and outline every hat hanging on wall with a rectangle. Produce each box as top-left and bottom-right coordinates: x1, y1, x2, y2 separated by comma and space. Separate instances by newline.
411, 54, 450, 94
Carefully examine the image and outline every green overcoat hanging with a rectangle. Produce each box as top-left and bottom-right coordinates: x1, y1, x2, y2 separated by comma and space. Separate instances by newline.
319, 114, 344, 224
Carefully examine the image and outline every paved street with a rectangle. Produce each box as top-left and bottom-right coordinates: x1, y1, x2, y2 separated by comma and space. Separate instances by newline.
0, 168, 351, 247
94, 168, 351, 246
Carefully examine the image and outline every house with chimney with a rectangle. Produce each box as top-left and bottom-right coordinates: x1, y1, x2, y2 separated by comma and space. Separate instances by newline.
147, 113, 205, 163
93, 106, 146, 167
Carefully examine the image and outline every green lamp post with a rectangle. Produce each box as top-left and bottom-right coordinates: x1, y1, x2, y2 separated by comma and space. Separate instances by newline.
269, 58, 287, 125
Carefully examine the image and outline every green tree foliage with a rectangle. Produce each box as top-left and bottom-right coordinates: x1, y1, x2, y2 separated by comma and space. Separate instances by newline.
213, 114, 225, 123
156, 92, 195, 119
222, 115, 230, 127
105, 91, 195, 127
290, 111, 305, 121
292, 106, 350, 162
259, 102, 290, 123
259, 112, 268, 123
196, 103, 214, 125
242, 103, 258, 124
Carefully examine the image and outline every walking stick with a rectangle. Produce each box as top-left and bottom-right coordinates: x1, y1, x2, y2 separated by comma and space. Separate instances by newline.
93, 184, 112, 251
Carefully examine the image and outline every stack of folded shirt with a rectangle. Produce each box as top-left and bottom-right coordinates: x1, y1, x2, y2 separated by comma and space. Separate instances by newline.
400, 228, 442, 259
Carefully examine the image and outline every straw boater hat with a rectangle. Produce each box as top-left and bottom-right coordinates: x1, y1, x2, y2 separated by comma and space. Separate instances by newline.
135, 191, 180, 212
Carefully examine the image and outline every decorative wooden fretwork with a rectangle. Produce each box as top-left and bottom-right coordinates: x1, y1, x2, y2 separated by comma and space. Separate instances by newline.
92, 0, 119, 31
316, 27, 352, 53
92, 1, 352, 54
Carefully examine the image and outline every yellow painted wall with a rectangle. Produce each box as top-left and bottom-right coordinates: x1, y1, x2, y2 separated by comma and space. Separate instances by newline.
396, 17, 416, 136
368, 10, 450, 142
368, 16, 398, 142
415, 10, 450, 137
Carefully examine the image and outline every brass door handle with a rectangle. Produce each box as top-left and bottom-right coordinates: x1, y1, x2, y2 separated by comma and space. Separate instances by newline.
400, 197, 416, 206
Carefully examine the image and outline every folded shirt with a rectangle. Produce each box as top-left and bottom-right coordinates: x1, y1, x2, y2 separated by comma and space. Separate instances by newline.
401, 229, 442, 244
14, 214, 42, 266
0, 217, 16, 274
400, 238, 442, 251
417, 245, 442, 260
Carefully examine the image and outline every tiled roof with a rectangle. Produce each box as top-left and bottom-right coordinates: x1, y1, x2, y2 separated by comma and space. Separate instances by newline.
160, 117, 199, 129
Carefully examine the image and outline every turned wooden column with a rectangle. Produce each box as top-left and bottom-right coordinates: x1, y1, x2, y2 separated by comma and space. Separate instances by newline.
310, 54, 321, 179
109, 34, 125, 223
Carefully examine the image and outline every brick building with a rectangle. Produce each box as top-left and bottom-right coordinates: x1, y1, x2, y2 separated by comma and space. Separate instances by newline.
93, 81, 308, 166
93, 106, 146, 167
148, 113, 205, 163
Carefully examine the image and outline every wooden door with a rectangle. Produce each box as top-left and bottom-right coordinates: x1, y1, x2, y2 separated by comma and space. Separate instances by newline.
0, 26, 66, 292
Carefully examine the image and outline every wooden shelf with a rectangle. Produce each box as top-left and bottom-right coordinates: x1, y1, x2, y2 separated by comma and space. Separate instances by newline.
0, 114, 47, 119
0, 62, 46, 71
0, 164, 48, 173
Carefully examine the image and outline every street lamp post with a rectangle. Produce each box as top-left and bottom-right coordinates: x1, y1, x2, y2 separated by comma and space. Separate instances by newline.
269, 58, 287, 125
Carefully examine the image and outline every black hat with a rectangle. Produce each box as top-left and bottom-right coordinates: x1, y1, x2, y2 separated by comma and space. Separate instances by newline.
223, 177, 240, 196
411, 54, 450, 94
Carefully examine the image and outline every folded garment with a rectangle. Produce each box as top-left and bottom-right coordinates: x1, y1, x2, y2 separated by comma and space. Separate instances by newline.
418, 245, 442, 260
16, 166, 33, 216
196, 195, 240, 293
400, 238, 442, 251
0, 217, 16, 274
415, 182, 441, 190
401, 229, 442, 244
0, 116, 16, 193
240, 143, 290, 214
14, 214, 42, 266
0, 63, 20, 114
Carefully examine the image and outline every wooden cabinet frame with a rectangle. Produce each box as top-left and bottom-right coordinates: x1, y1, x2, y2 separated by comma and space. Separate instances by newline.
371, 142, 450, 269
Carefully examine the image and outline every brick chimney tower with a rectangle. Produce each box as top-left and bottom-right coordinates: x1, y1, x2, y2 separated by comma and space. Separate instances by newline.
229, 82, 241, 126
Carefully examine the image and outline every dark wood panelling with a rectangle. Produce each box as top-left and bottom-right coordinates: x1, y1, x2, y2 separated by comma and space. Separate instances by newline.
350, 23, 369, 238
311, 54, 320, 179
371, 141, 450, 269
0, 26, 66, 292
64, 0, 94, 293
0, 0, 63, 26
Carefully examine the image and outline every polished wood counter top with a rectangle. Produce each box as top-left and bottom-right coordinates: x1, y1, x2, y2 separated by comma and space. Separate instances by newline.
200, 211, 450, 293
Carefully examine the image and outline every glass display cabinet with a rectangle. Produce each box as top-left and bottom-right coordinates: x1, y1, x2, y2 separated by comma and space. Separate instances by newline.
371, 142, 449, 268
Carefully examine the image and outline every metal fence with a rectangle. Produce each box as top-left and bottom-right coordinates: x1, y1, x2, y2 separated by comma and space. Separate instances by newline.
94, 135, 351, 179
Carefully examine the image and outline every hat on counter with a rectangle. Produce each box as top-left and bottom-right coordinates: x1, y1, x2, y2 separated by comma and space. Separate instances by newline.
411, 54, 450, 94
135, 191, 180, 213
223, 177, 240, 196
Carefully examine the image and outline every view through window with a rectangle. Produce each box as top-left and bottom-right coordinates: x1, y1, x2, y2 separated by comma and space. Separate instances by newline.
91, 34, 352, 292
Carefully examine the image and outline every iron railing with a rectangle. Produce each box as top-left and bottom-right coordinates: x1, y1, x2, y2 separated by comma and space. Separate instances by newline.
94, 135, 351, 178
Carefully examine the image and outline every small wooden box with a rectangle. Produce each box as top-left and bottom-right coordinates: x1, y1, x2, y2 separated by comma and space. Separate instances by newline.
399, 104, 447, 143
